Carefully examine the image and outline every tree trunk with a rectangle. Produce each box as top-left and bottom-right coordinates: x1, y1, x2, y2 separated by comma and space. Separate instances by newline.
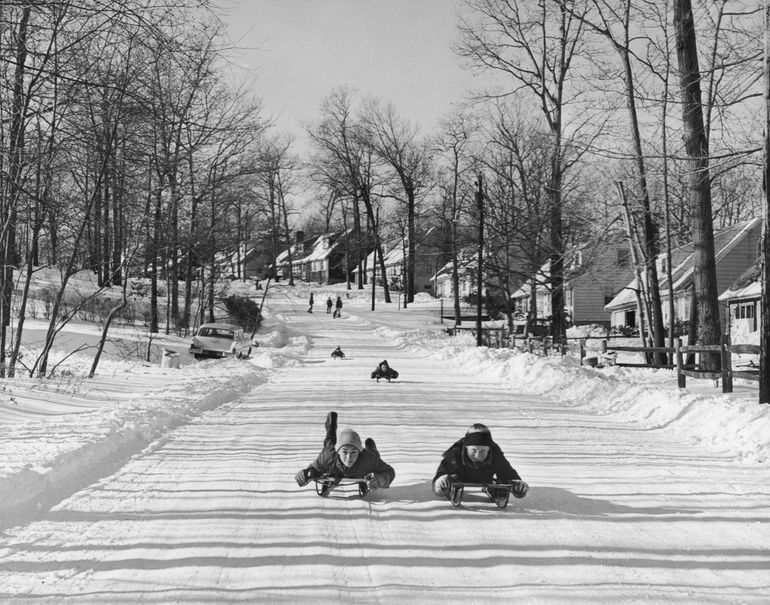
549, 148, 565, 342
616, 42, 666, 364
149, 186, 162, 333
674, 0, 721, 369
1, 4, 30, 378
760, 0, 770, 404
407, 187, 416, 304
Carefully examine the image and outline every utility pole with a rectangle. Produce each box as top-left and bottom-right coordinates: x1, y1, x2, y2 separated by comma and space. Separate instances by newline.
371, 207, 378, 312
476, 175, 484, 347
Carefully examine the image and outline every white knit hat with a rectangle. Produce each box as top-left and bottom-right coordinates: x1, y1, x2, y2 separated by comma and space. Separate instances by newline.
336, 428, 362, 451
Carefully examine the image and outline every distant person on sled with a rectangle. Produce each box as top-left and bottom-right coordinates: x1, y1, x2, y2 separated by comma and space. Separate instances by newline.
294, 412, 395, 490
370, 359, 399, 382
432, 423, 528, 499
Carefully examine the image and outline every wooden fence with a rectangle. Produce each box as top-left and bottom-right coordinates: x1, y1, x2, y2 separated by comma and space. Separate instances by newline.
445, 327, 760, 394
676, 342, 761, 393
444, 326, 569, 355
600, 337, 760, 393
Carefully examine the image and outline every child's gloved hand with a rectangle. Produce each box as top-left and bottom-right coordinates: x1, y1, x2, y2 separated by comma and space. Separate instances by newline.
364, 472, 384, 489
295, 468, 318, 487
512, 481, 529, 499
433, 474, 452, 496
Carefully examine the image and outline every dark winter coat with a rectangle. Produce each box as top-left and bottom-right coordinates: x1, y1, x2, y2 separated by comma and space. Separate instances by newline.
432, 438, 521, 484
335, 297, 343, 309
307, 444, 395, 487
371, 362, 398, 380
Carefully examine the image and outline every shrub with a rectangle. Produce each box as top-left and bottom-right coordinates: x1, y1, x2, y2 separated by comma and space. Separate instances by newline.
222, 295, 262, 332
609, 324, 639, 337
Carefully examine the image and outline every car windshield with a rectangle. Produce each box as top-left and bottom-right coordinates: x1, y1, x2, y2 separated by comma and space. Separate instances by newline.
198, 328, 234, 339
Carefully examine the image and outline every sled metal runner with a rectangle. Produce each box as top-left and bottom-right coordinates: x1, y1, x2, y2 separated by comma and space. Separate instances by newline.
314, 476, 372, 498
447, 480, 526, 509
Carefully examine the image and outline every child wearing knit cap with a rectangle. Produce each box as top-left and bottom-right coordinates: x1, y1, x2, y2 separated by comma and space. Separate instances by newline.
370, 359, 399, 382
295, 411, 395, 489
432, 423, 528, 499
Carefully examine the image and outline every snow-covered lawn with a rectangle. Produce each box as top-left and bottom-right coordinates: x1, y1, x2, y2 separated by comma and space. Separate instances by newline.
0, 282, 768, 603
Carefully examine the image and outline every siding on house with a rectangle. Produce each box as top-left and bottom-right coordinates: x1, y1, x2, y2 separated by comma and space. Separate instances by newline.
513, 243, 632, 326
570, 282, 615, 324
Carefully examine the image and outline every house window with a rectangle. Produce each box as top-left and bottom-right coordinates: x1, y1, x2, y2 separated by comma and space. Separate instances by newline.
573, 251, 583, 267
735, 302, 758, 332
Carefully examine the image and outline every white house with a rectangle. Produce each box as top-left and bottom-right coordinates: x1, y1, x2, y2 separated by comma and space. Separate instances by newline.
274, 230, 357, 284
719, 260, 762, 345
431, 248, 481, 300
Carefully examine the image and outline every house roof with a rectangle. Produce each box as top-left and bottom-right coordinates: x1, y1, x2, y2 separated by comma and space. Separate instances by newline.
605, 218, 762, 310
431, 247, 479, 282
510, 260, 551, 299
275, 231, 347, 266
719, 259, 762, 302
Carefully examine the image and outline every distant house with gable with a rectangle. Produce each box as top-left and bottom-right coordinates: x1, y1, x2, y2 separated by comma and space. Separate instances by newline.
354, 227, 447, 295
605, 218, 762, 331
274, 230, 363, 285
431, 248, 481, 300
510, 242, 634, 327
719, 259, 762, 345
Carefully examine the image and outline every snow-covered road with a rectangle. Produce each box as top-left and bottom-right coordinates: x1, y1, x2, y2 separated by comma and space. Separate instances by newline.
0, 293, 768, 603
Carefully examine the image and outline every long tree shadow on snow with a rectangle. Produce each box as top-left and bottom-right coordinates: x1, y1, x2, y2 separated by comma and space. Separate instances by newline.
520, 486, 702, 518
373, 482, 701, 518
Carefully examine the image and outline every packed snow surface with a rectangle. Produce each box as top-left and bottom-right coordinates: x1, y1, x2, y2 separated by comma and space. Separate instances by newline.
0, 281, 768, 604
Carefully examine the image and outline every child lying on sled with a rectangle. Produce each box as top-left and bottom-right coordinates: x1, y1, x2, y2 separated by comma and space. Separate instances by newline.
432, 423, 529, 499
294, 411, 395, 490
370, 359, 399, 382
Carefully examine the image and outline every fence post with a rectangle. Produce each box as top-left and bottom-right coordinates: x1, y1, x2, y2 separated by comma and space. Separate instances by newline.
579, 339, 586, 364
721, 334, 733, 394
676, 338, 686, 388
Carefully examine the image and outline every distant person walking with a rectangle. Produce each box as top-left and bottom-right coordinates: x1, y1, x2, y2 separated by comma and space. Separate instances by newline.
308, 293, 314, 313
333, 296, 343, 318
326, 296, 333, 313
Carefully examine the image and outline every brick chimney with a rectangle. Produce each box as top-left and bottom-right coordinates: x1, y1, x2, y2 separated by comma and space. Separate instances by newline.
296, 230, 305, 256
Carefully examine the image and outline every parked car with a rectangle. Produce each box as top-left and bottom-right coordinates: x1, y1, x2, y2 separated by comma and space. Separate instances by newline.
189, 322, 252, 360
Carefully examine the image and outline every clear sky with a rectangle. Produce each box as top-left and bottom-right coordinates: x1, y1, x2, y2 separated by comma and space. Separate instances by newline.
219, 0, 479, 144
